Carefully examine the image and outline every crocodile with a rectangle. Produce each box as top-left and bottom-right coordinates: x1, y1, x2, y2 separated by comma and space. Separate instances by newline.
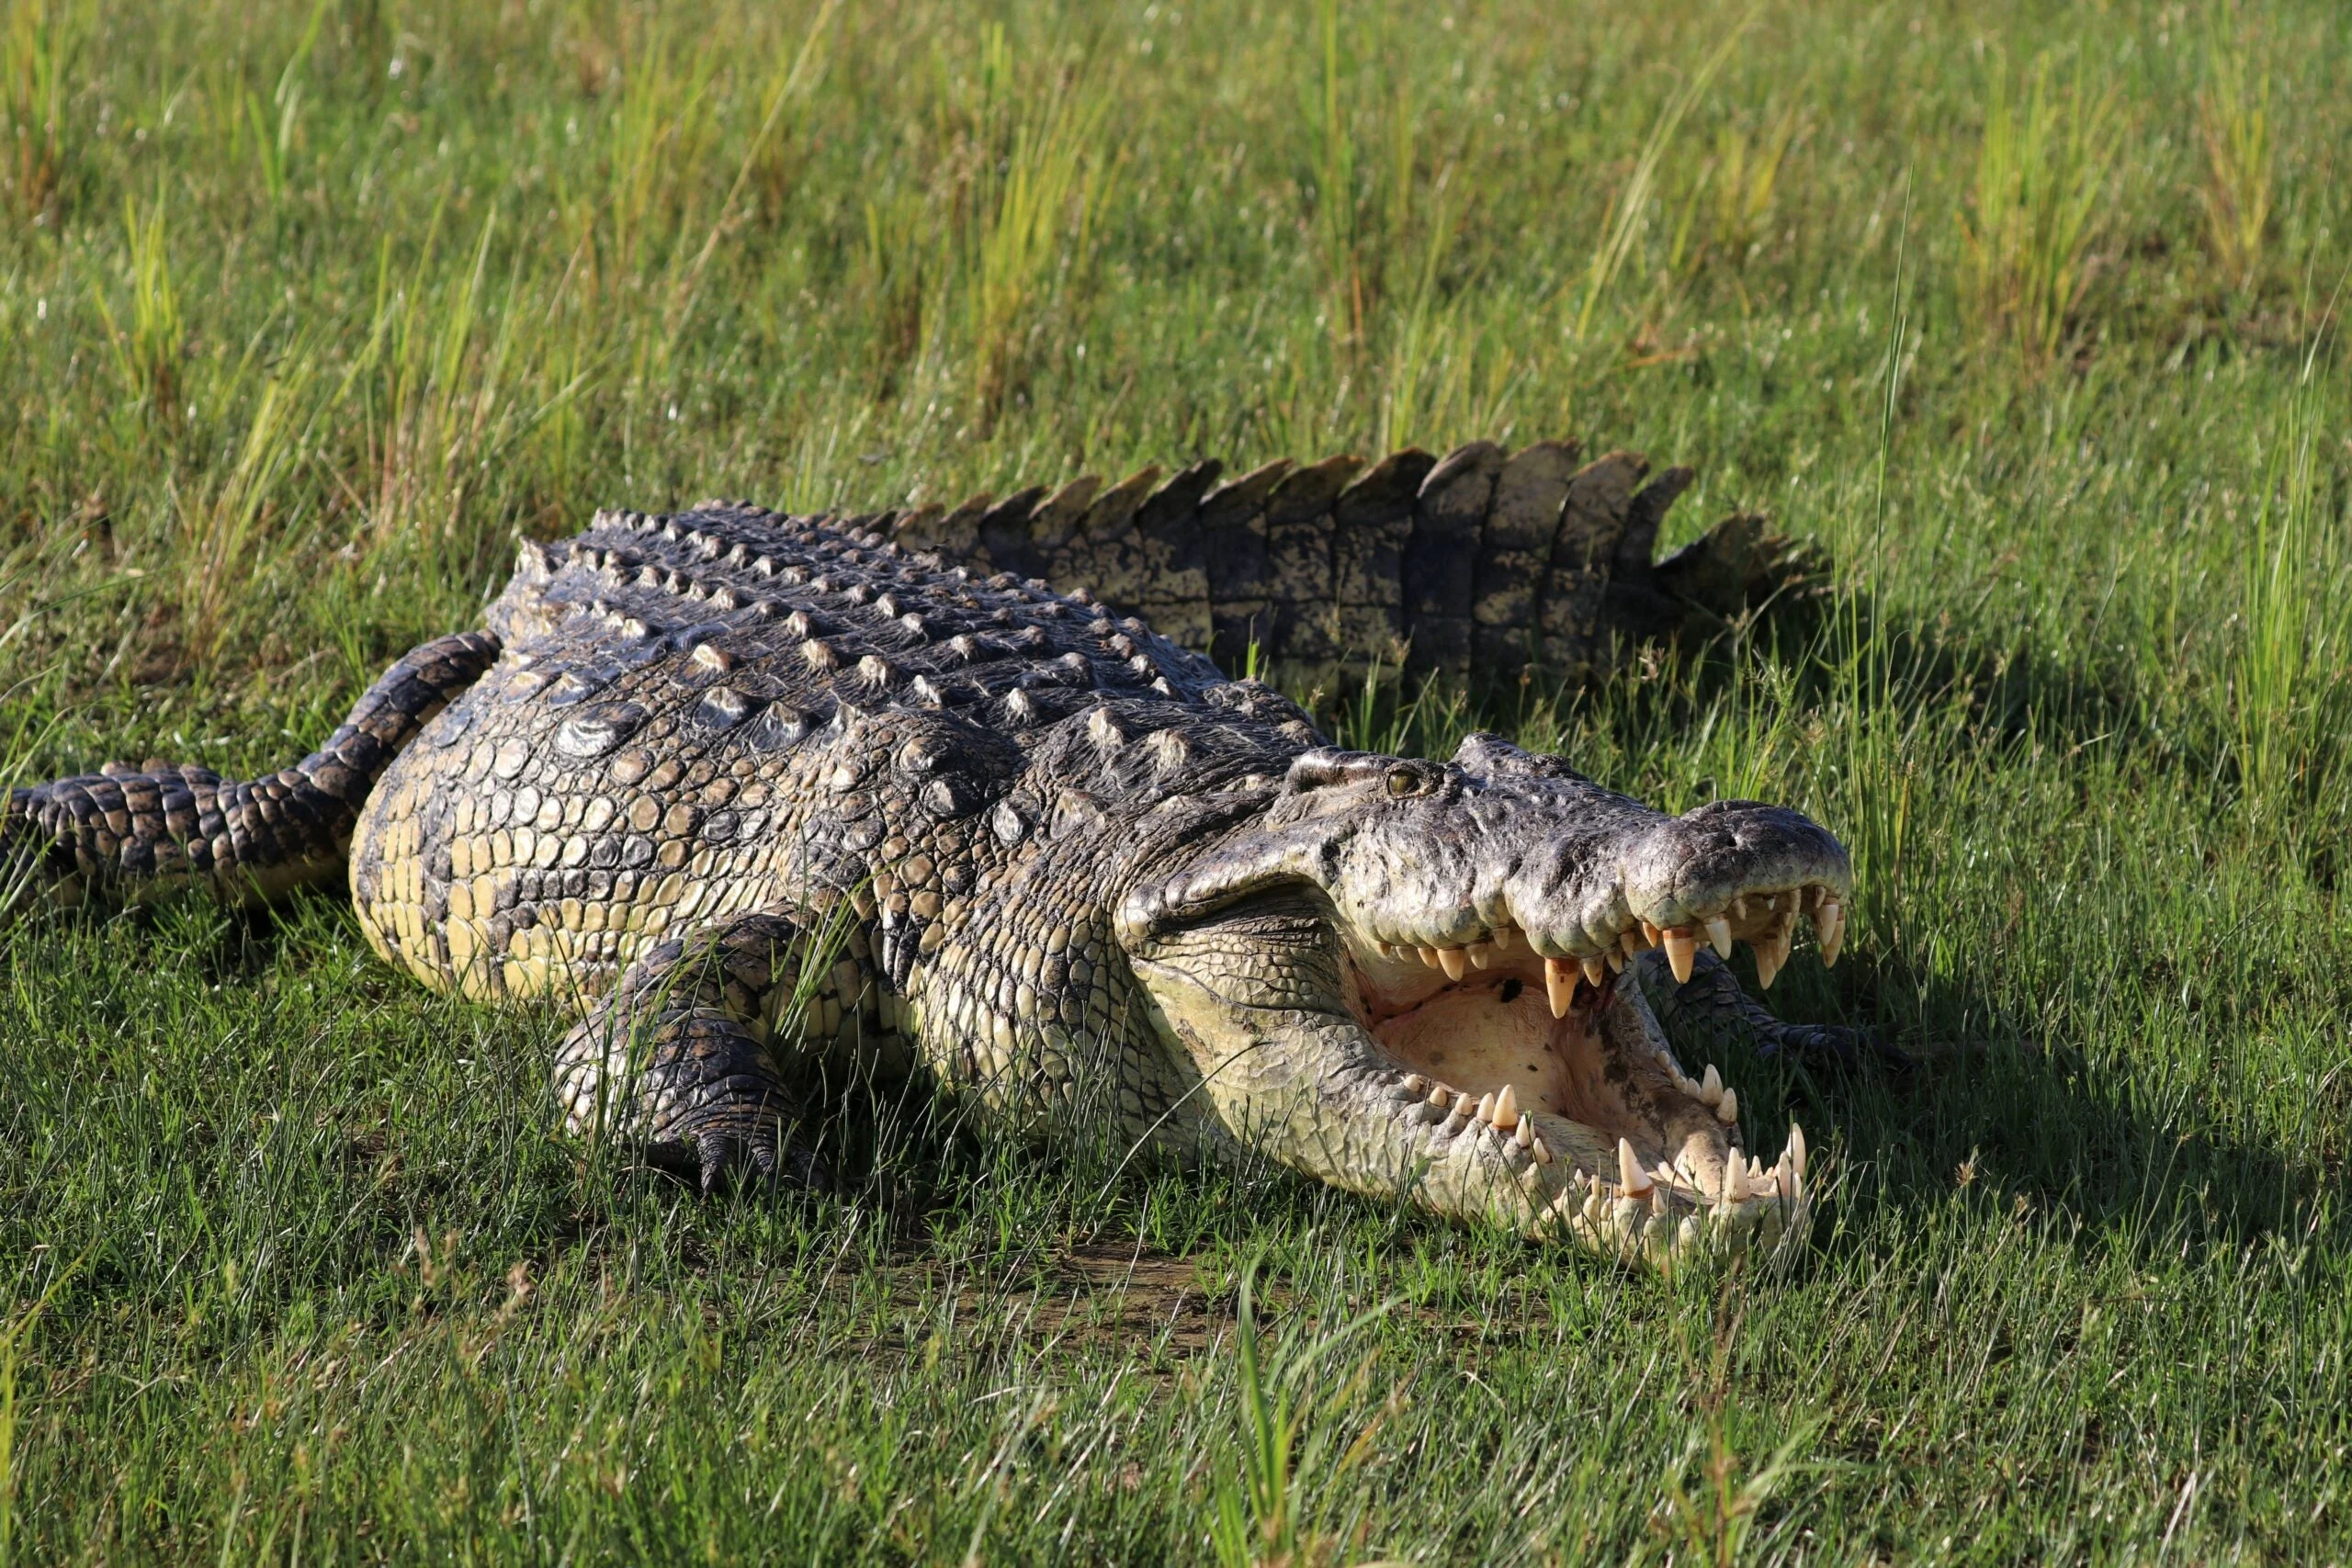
4, 439, 1861, 1264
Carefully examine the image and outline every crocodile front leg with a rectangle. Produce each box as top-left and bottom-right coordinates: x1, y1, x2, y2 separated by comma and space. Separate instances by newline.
3, 631, 499, 913
1635, 948, 1903, 1069
554, 909, 835, 1193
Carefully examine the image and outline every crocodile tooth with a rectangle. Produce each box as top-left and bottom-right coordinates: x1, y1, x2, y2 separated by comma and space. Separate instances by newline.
1731, 895, 1749, 922
1427, 1083, 1452, 1109
1788, 1121, 1808, 1179
1815, 897, 1846, 966
1513, 1115, 1534, 1149
1700, 1064, 1724, 1106
1490, 1083, 1520, 1131
1529, 1134, 1553, 1165
1419, 946, 1442, 970
1605, 948, 1624, 973
1473, 1091, 1497, 1124
1662, 927, 1698, 984
1465, 941, 1493, 970
1705, 916, 1734, 959
1715, 1087, 1738, 1125
1400, 1074, 1428, 1096
1723, 1157, 1749, 1203
1544, 957, 1576, 1019
1752, 935, 1784, 990
1436, 946, 1466, 981
1617, 1138, 1653, 1195
1641, 920, 1664, 946
1620, 930, 1644, 959
1580, 954, 1607, 987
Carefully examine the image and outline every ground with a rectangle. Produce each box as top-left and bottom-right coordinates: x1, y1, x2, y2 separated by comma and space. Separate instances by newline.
3, 0, 2350, 1561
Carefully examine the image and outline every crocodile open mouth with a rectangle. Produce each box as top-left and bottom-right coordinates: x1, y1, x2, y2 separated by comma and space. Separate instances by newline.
1336, 885, 1841, 1257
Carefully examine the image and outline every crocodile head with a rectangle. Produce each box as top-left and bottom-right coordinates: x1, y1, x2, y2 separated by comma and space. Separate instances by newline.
1116, 732, 1848, 1265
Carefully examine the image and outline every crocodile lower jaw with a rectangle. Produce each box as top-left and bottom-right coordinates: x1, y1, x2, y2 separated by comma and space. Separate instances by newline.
1346, 919, 1816, 1263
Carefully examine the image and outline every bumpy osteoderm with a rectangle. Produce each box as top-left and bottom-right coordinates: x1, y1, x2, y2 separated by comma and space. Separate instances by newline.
4, 440, 1859, 1263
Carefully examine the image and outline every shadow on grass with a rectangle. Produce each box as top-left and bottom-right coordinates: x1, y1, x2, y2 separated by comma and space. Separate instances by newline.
1702, 943, 2324, 1274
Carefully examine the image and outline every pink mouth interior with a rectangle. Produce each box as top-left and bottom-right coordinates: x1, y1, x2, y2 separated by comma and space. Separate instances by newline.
1343, 952, 1667, 1145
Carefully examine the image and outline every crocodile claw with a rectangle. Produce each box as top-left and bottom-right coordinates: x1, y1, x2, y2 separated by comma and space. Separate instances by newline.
1754, 1021, 1911, 1072
692, 1125, 831, 1195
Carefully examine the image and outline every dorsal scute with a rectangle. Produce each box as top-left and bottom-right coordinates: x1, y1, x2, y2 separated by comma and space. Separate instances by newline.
492, 501, 1239, 766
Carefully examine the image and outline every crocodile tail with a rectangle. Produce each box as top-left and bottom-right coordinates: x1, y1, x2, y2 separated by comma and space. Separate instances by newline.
885, 440, 1823, 681
2, 631, 499, 914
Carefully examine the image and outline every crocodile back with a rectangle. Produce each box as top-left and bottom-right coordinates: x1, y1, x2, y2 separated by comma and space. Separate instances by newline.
349, 502, 1308, 1002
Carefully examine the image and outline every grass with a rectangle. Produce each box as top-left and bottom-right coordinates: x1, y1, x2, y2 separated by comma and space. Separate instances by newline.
1, 0, 2350, 1559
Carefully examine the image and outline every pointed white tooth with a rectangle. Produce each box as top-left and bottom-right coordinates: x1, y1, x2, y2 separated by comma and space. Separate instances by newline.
1617, 1138, 1654, 1195
1641, 920, 1664, 946
1400, 1074, 1426, 1095
1731, 894, 1749, 921
1789, 1122, 1808, 1179
1436, 946, 1466, 981
1715, 1087, 1738, 1126
1466, 941, 1493, 970
1513, 1115, 1534, 1149
1705, 916, 1734, 959
1816, 897, 1845, 966
1580, 954, 1608, 987
1530, 1134, 1553, 1165
1724, 1157, 1749, 1202
1700, 1064, 1724, 1106
1662, 927, 1698, 984
1752, 936, 1783, 990
1474, 1091, 1497, 1124
1618, 930, 1641, 960
1544, 957, 1576, 1019
1427, 1083, 1452, 1108
1419, 946, 1442, 970
1491, 1083, 1520, 1131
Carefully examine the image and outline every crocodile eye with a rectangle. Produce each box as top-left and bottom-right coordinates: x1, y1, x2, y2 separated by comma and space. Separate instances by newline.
1385, 767, 1425, 798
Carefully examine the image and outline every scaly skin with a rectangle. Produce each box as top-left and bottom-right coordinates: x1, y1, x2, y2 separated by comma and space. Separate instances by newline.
3, 441, 1860, 1264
